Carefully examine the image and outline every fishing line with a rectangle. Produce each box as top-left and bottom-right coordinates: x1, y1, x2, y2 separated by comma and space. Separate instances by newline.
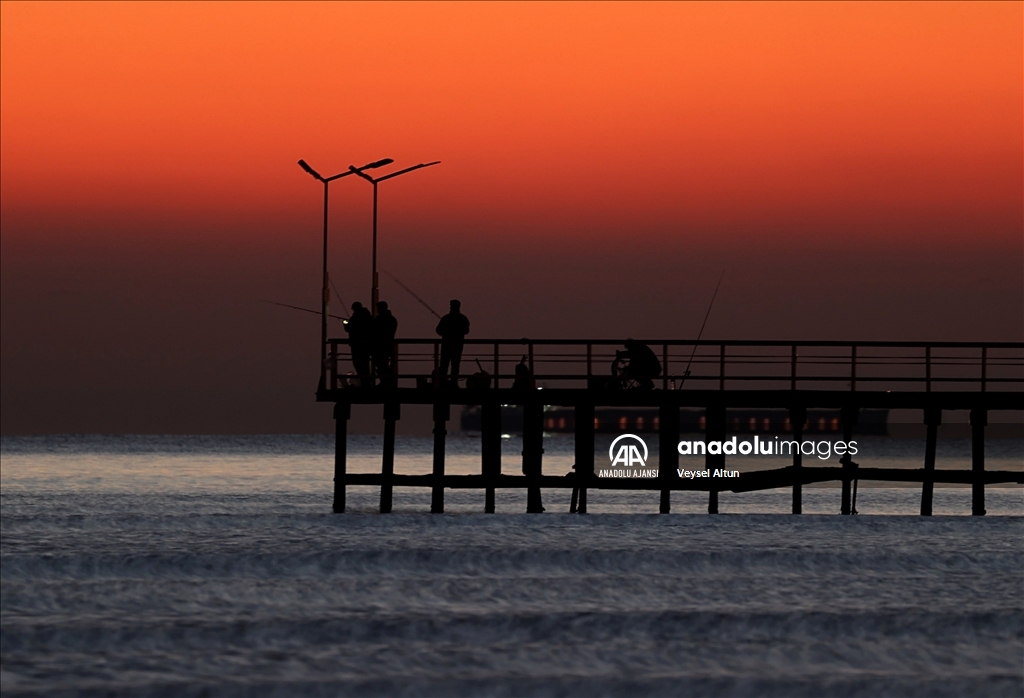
329, 277, 350, 317
258, 299, 347, 321
382, 269, 442, 320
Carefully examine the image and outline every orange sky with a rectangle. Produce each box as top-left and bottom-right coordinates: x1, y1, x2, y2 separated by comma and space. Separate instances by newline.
1, 2, 1022, 433
2, 1, 1021, 247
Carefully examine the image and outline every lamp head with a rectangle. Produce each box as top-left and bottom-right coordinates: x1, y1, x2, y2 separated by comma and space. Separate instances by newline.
297, 159, 323, 181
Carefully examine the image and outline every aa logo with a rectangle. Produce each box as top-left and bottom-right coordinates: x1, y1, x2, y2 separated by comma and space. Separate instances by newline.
609, 434, 648, 467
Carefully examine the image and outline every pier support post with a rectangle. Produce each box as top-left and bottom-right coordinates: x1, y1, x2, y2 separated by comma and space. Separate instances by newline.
659, 403, 679, 514
706, 405, 725, 514
523, 400, 545, 513
380, 402, 400, 513
482, 401, 501, 513
431, 401, 449, 513
920, 407, 941, 516
333, 402, 350, 513
971, 407, 987, 516
574, 402, 595, 514
840, 405, 859, 515
790, 406, 806, 514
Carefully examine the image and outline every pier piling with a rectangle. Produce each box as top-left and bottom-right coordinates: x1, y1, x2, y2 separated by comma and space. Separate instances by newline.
575, 402, 595, 514
379, 402, 400, 513
706, 404, 725, 514
431, 401, 449, 513
920, 407, 941, 516
523, 401, 545, 513
840, 406, 859, 515
659, 403, 679, 514
971, 407, 987, 516
333, 402, 350, 514
790, 405, 806, 514
481, 401, 501, 513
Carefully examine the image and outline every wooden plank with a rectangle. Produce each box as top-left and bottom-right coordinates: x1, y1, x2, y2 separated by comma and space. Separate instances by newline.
339, 468, 1022, 491
318, 387, 1024, 411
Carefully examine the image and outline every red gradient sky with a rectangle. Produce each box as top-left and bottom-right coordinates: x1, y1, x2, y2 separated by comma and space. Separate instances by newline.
1, 2, 1021, 433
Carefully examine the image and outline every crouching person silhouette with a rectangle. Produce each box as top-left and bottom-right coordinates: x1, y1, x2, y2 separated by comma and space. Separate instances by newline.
616, 339, 661, 390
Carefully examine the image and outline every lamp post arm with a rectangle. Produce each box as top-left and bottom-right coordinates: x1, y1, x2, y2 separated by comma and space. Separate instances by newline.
376, 161, 441, 182
324, 159, 394, 181
348, 166, 376, 183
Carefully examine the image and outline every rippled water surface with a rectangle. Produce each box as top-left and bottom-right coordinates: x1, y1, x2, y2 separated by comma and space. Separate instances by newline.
2, 435, 1022, 696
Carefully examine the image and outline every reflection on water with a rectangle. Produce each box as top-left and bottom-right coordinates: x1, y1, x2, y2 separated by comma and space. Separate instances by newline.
1, 435, 1020, 515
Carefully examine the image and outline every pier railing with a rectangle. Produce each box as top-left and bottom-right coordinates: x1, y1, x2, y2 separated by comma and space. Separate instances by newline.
326, 339, 1024, 392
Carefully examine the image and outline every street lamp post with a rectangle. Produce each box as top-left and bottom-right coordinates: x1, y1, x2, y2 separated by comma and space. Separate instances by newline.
349, 161, 440, 315
297, 157, 393, 390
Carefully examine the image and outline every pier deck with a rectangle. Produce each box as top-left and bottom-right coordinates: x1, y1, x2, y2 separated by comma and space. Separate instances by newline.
316, 339, 1023, 515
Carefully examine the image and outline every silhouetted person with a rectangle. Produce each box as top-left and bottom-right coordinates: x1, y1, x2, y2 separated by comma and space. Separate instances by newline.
617, 339, 661, 390
344, 302, 373, 384
512, 355, 531, 390
435, 299, 470, 386
372, 301, 398, 385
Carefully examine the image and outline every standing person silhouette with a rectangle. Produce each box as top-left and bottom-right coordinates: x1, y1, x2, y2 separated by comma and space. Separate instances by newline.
435, 300, 470, 387
343, 302, 373, 385
372, 301, 398, 386
512, 355, 531, 390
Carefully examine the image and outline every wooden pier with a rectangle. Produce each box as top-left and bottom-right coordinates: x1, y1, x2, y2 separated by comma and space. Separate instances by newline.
318, 339, 1024, 515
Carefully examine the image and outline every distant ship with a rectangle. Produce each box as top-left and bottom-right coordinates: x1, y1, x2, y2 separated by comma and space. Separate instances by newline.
460, 405, 889, 435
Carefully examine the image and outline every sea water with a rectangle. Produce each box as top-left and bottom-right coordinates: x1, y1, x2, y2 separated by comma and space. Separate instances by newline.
1, 435, 1022, 696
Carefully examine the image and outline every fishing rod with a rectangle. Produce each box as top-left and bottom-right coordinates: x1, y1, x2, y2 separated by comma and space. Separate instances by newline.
382, 269, 443, 320
329, 277, 349, 315
677, 269, 725, 389
259, 300, 348, 321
